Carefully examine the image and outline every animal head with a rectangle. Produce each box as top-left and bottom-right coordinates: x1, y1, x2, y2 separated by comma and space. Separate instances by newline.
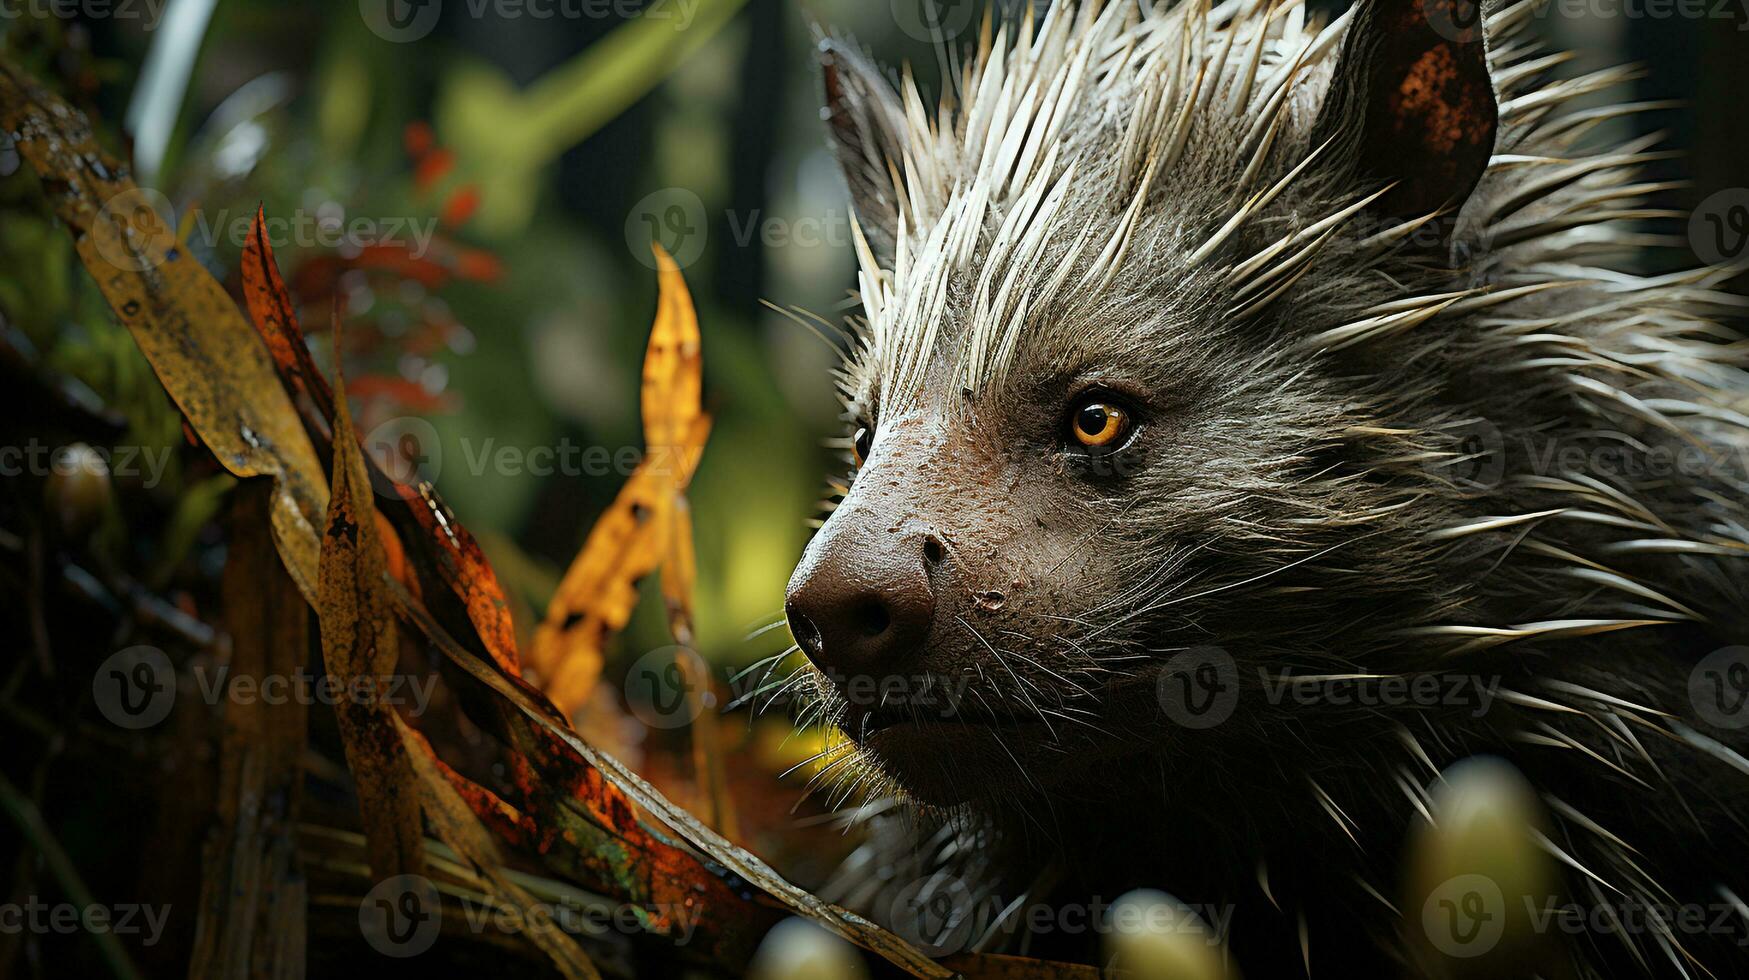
782, 0, 1748, 813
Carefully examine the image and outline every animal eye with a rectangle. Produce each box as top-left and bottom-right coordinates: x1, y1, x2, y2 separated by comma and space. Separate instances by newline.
1068, 396, 1132, 451
852, 424, 874, 466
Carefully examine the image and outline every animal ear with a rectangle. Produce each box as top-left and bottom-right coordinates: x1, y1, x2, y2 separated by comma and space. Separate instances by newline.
818, 37, 910, 266
1314, 0, 1498, 249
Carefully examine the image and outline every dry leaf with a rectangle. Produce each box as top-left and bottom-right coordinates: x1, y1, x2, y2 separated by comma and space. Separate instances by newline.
315, 338, 426, 880
240, 207, 524, 679
241, 206, 335, 431
393, 585, 958, 979
0, 63, 329, 599
529, 245, 711, 716
398, 719, 602, 980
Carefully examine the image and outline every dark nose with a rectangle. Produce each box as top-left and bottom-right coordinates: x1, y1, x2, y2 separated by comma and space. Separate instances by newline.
785, 527, 941, 677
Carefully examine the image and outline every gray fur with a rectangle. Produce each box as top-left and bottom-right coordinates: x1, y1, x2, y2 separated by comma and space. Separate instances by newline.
792, 0, 1749, 974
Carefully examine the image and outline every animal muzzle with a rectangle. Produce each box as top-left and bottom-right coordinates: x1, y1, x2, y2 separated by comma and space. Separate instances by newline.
784, 507, 945, 691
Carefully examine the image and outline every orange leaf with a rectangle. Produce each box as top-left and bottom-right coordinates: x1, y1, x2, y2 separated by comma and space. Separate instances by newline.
398, 719, 601, 980
241, 206, 335, 427
530, 415, 710, 715
393, 481, 522, 676
532, 248, 710, 717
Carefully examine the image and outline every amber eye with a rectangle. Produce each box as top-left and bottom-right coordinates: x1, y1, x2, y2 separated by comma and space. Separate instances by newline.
852, 425, 874, 466
1070, 399, 1131, 450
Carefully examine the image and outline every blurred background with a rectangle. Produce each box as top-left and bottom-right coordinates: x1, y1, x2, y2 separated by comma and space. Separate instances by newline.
0, 0, 1745, 974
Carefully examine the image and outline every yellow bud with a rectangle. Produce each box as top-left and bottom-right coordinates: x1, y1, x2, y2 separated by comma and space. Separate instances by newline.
1103, 889, 1237, 980
747, 918, 869, 980
1406, 755, 1561, 979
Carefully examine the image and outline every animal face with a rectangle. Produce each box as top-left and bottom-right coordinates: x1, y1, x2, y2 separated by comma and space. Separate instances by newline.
785, 0, 1502, 808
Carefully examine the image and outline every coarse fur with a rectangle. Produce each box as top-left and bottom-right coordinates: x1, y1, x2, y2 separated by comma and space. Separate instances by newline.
774, 0, 1749, 975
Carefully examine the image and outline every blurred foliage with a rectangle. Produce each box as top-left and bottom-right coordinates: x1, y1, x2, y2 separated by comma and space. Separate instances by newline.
0, 0, 966, 689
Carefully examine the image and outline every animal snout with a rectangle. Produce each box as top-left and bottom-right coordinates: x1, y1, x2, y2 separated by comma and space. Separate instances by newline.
784, 525, 944, 678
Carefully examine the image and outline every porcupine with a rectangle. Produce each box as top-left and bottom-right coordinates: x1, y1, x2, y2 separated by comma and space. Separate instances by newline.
773, 0, 1749, 975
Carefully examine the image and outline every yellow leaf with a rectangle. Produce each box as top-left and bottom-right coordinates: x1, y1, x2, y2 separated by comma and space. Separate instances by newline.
532, 247, 710, 717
